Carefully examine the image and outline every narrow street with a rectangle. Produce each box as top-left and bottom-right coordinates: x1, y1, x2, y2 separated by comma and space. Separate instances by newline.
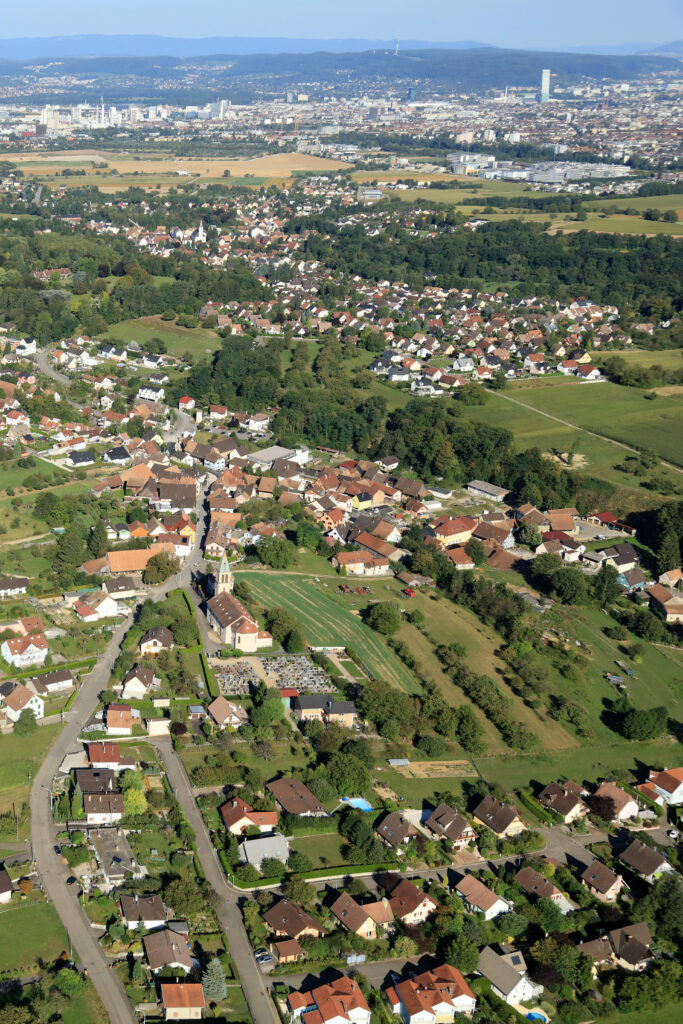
28, 484, 211, 1023
153, 740, 281, 1024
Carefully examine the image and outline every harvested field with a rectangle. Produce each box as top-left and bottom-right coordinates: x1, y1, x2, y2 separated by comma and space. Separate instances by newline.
394, 759, 477, 780
4, 150, 351, 190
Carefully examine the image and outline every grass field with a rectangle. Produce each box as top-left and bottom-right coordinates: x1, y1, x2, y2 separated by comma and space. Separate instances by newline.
0, 723, 61, 818
476, 736, 681, 793
102, 314, 223, 357
455, 388, 682, 511
593, 348, 683, 370
508, 380, 683, 465
0, 901, 69, 970
584, 192, 683, 214
289, 832, 348, 868
235, 572, 420, 692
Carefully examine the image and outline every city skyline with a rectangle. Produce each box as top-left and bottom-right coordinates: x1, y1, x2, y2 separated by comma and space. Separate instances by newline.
1, 0, 682, 51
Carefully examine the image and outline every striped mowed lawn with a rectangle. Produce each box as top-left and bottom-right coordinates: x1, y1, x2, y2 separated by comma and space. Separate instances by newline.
235, 572, 420, 693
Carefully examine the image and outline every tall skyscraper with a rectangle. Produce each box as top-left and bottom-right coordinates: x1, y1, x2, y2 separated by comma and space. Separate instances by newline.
540, 68, 551, 103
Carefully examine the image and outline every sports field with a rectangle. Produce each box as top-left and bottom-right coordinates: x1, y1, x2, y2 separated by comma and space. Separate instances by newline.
234, 572, 420, 693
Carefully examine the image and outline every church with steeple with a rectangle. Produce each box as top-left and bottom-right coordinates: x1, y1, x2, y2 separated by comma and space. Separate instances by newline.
205, 554, 271, 652
212, 553, 234, 596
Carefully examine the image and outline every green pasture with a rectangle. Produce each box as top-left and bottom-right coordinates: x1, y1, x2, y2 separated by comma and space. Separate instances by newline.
103, 315, 223, 357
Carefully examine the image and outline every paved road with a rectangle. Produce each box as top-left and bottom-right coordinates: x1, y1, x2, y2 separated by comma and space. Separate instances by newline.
28, 484, 211, 1024
34, 348, 69, 388
153, 739, 280, 1024
30, 609, 138, 1024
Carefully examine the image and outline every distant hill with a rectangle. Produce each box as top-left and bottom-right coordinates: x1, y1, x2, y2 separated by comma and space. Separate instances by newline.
0, 34, 493, 60
0, 46, 678, 106
638, 39, 683, 57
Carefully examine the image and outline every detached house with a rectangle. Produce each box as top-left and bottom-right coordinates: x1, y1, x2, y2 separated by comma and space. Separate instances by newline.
287, 977, 370, 1024
1, 633, 48, 669
387, 964, 476, 1024
139, 625, 174, 656
473, 795, 525, 838
0, 681, 44, 724
455, 874, 510, 921
219, 796, 278, 836
477, 946, 543, 1006
424, 803, 477, 850
376, 811, 418, 850
581, 859, 625, 902
619, 839, 675, 885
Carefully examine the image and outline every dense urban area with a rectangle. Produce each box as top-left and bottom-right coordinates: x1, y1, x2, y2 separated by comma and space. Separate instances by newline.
0, 31, 680, 1024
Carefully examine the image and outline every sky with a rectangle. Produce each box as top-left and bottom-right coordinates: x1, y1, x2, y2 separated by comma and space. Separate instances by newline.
2, 0, 682, 49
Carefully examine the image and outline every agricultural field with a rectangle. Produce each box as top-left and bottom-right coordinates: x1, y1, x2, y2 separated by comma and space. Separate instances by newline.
455, 386, 683, 509
584, 191, 683, 215
102, 314, 223, 358
508, 380, 683, 465
234, 571, 420, 692
4, 149, 351, 191
592, 348, 683, 371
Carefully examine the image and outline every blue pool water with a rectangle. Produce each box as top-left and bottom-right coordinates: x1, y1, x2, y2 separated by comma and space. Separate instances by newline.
342, 797, 374, 811
527, 1015, 546, 1022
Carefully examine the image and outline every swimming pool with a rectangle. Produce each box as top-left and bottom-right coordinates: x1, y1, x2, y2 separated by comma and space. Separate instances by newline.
342, 797, 374, 812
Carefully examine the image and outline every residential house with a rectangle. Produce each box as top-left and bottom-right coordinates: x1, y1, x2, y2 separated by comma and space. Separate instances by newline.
0, 682, 44, 723
386, 964, 476, 1023
330, 892, 391, 941
581, 860, 625, 902
291, 695, 357, 728
267, 778, 327, 817
385, 876, 438, 926
376, 812, 418, 850
106, 704, 138, 736
647, 767, 683, 805
287, 977, 371, 1024
144, 929, 192, 974
424, 804, 477, 850
515, 867, 571, 913
89, 828, 145, 888
160, 982, 205, 1021
454, 874, 510, 921
477, 946, 543, 1005
207, 695, 249, 730
1, 633, 48, 669
220, 796, 278, 836
238, 832, 290, 871
83, 792, 124, 826
121, 666, 160, 701
591, 781, 639, 822
87, 741, 136, 771
608, 922, 654, 972
537, 781, 590, 824
263, 898, 324, 941
619, 839, 675, 885
473, 795, 525, 838
120, 893, 166, 931
139, 625, 174, 657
